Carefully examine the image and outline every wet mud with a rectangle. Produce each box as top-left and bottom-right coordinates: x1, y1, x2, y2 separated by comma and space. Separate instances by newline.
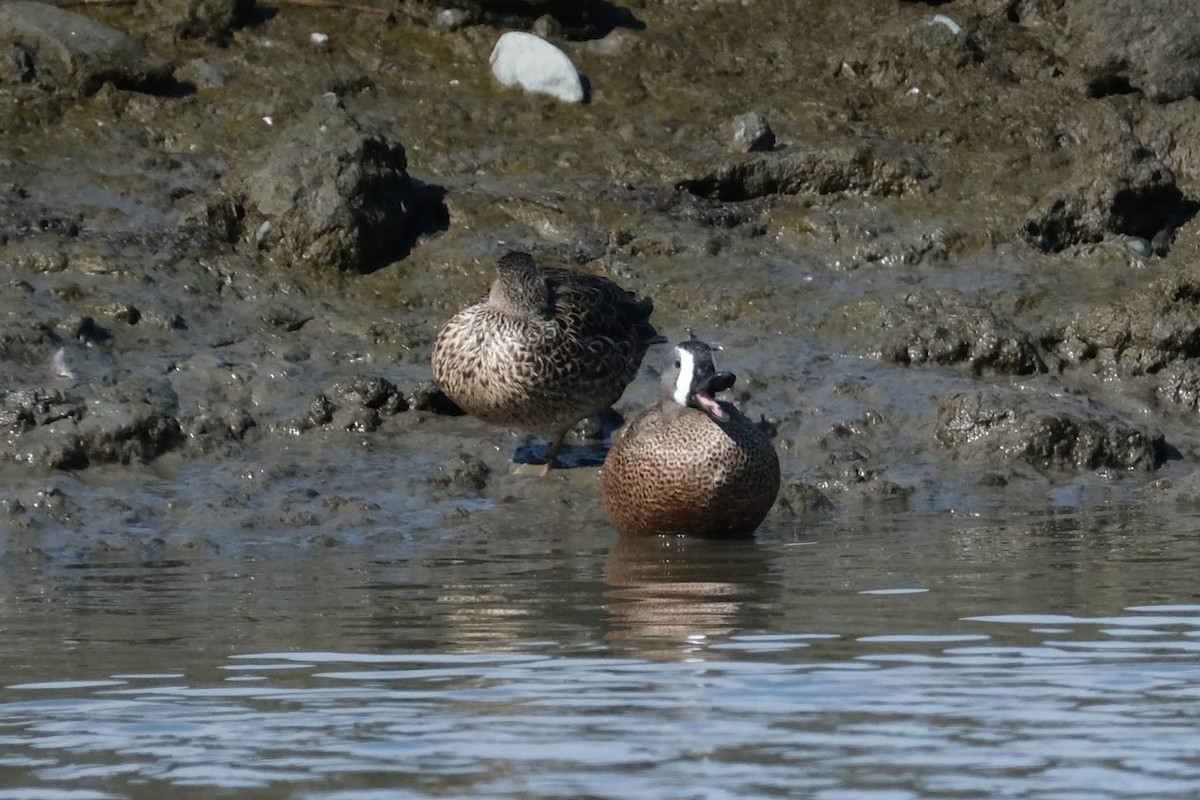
4, 0, 1200, 552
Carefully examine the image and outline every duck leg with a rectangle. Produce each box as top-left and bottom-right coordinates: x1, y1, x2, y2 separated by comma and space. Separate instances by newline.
511, 428, 569, 476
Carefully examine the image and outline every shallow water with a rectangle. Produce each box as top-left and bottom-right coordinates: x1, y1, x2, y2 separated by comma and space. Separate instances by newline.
3, 502, 1200, 799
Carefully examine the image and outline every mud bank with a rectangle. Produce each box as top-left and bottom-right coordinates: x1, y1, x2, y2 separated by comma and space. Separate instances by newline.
4, 0, 1200, 550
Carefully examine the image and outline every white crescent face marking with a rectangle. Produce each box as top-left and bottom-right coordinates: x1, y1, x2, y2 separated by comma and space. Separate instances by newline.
673, 346, 695, 407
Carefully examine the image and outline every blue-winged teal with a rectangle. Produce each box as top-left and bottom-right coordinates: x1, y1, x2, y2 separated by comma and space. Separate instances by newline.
432, 251, 661, 474
601, 338, 780, 537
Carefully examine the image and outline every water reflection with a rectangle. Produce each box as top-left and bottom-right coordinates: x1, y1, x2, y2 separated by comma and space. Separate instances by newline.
602, 537, 775, 653
2, 509, 1200, 798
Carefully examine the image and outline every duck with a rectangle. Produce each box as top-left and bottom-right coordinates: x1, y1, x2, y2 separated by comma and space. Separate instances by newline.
432, 250, 661, 475
601, 337, 780, 537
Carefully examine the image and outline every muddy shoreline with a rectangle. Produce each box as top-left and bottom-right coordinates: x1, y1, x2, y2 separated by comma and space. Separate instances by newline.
4, 0, 1200, 550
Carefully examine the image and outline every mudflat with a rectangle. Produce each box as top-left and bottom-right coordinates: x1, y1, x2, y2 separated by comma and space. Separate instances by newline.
3, 0, 1200, 552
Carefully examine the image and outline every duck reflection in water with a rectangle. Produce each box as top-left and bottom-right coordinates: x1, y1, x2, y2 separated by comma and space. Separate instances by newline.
603, 536, 777, 655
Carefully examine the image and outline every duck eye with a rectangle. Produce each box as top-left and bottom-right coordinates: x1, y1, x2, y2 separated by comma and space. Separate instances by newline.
674, 359, 681, 368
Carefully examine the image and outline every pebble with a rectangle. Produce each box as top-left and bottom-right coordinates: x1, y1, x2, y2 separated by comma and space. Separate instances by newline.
181, 57, 230, 89
489, 31, 584, 104
731, 112, 775, 152
436, 7, 472, 31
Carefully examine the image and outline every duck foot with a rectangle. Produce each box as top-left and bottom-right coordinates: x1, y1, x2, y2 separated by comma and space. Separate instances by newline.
511, 461, 554, 477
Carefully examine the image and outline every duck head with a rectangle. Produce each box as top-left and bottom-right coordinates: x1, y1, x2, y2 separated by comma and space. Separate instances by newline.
662, 339, 736, 422
490, 251, 551, 316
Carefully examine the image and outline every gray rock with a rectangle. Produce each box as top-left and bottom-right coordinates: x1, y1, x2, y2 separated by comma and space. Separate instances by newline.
0, 382, 183, 469
731, 112, 775, 153
179, 57, 231, 89
234, 102, 417, 272
530, 13, 562, 38
1063, 0, 1200, 102
681, 140, 934, 201
0, 1, 172, 96
936, 389, 1166, 472
435, 7, 475, 31
850, 292, 1045, 376
1053, 265, 1200, 380
1022, 117, 1189, 253
1136, 99, 1200, 185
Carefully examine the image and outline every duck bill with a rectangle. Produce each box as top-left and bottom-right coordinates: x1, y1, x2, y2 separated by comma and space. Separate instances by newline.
693, 392, 728, 421
692, 370, 735, 421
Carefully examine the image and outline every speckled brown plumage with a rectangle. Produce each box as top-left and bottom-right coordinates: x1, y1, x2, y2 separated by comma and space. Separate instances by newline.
432, 251, 660, 469
602, 340, 780, 537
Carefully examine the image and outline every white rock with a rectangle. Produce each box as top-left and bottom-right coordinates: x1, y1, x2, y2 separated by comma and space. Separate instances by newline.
489, 31, 584, 103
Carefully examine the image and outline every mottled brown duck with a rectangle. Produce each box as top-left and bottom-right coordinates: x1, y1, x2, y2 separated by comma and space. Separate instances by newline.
602, 338, 780, 537
432, 251, 661, 475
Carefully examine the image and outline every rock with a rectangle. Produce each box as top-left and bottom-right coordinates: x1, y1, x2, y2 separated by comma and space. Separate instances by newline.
936, 389, 1166, 472
1063, 0, 1200, 102
159, 0, 254, 41
232, 100, 418, 272
848, 292, 1046, 376
1136, 99, 1200, 186
680, 140, 934, 201
180, 406, 256, 451
489, 31, 585, 104
0, 1, 172, 96
428, 453, 491, 491
408, 380, 465, 415
432, 0, 627, 38
773, 480, 835, 517
1022, 145, 1190, 254
327, 375, 407, 414
0, 382, 183, 469
299, 375, 407, 432
731, 112, 775, 153
1053, 266, 1200, 376
531, 14, 562, 38
178, 57, 231, 89
435, 7, 475, 31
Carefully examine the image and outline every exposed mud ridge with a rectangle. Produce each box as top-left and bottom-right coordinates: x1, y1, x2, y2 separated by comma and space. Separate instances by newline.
5, 0, 1200, 545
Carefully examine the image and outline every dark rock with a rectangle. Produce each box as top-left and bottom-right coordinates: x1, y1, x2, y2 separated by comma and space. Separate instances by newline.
327, 375, 407, 414
74, 401, 183, 465
936, 388, 1166, 471
0, 387, 82, 433
1136, 99, 1200, 186
232, 101, 418, 272
731, 112, 775, 153
848, 292, 1045, 376
1063, 0, 1200, 102
681, 140, 934, 201
1, 390, 182, 469
774, 480, 835, 517
330, 405, 381, 432
305, 394, 335, 427
408, 380, 465, 415
1021, 133, 1194, 254
181, 406, 256, 449
300, 375, 407, 432
428, 453, 491, 491
0, 1, 173, 96
1053, 267, 1200, 376
431, 0, 636, 38
159, 0, 255, 41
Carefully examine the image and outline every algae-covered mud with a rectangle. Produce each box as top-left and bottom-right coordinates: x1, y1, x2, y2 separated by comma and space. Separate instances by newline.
4, 0, 1200, 549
